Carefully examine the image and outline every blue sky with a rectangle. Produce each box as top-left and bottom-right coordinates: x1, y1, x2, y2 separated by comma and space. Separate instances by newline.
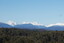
0, 0, 64, 25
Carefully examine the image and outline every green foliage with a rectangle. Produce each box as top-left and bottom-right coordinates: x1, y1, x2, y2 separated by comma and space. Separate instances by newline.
0, 28, 64, 43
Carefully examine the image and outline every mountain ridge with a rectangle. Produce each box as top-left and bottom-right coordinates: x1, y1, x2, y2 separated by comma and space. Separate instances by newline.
0, 22, 64, 31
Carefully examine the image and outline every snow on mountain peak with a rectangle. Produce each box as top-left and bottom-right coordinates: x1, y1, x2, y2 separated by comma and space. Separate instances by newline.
46, 23, 64, 27
7, 21, 16, 26
6, 21, 64, 27
21, 22, 43, 26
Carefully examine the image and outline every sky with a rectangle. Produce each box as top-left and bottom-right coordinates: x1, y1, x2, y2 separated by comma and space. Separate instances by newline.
0, 0, 64, 25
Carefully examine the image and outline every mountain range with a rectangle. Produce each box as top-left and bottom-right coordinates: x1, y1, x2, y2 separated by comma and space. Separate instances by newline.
0, 22, 64, 31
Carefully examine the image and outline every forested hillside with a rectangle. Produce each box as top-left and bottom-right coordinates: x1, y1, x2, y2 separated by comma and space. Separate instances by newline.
0, 28, 64, 43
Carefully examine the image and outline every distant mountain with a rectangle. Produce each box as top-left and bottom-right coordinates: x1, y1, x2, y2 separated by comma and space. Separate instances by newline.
0, 22, 13, 28
14, 23, 46, 29
0, 22, 64, 31
47, 25, 64, 31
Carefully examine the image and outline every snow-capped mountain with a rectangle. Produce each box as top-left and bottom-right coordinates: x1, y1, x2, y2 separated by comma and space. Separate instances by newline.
46, 23, 64, 31
14, 23, 46, 29
0, 22, 46, 29
47, 25, 64, 31
0, 22, 64, 31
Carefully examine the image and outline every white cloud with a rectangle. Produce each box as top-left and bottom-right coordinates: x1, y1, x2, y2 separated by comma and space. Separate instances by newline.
7, 20, 16, 26
46, 23, 64, 27
21, 22, 43, 25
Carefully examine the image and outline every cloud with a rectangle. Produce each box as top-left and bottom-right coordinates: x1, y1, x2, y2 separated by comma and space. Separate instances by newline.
46, 23, 64, 27
7, 20, 16, 26
21, 22, 43, 25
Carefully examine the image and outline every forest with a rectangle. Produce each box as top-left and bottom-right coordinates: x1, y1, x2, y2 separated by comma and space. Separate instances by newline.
0, 28, 64, 43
